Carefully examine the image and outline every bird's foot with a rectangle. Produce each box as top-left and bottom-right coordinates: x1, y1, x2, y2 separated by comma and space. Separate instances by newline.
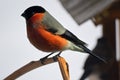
39, 51, 62, 64
40, 52, 54, 64
52, 51, 62, 61
40, 57, 47, 65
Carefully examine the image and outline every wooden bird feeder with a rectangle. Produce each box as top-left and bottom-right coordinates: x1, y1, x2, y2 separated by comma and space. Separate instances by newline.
91, 1, 120, 80
60, 0, 120, 80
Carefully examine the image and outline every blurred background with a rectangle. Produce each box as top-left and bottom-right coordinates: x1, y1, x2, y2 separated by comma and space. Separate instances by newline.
1, 0, 119, 80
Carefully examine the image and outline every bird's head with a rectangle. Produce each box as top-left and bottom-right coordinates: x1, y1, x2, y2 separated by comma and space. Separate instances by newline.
21, 6, 45, 20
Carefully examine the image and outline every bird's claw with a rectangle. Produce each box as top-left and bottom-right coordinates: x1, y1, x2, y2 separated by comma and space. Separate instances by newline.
40, 57, 48, 65
39, 51, 62, 64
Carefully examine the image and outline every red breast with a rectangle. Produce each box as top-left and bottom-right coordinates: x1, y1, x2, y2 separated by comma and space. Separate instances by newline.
27, 13, 68, 52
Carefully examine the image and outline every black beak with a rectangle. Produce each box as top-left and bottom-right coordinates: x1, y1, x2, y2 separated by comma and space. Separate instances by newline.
21, 12, 25, 17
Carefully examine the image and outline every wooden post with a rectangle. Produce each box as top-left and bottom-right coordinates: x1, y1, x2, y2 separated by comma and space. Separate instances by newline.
102, 19, 119, 80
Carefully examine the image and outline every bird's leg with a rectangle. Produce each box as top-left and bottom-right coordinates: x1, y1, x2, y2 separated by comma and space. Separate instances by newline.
40, 52, 54, 64
54, 51, 62, 57
57, 51, 62, 56
41, 52, 55, 60
53, 51, 62, 61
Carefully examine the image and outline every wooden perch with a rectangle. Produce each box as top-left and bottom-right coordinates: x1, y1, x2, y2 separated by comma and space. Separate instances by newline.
4, 56, 70, 80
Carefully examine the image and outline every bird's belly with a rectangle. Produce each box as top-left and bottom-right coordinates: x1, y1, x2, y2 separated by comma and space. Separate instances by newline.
27, 27, 68, 52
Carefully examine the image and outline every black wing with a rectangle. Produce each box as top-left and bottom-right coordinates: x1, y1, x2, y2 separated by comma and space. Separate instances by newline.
60, 30, 88, 46
60, 30, 106, 63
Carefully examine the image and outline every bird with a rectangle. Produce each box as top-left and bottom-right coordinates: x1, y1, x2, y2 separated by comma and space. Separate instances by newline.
21, 6, 106, 63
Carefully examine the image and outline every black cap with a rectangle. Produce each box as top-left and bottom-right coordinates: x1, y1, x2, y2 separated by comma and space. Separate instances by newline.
21, 6, 45, 20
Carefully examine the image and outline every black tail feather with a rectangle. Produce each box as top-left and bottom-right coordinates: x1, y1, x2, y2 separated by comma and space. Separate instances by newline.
79, 45, 107, 63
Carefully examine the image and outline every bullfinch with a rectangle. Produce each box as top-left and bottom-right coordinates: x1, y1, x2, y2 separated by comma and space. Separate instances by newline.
21, 6, 106, 62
